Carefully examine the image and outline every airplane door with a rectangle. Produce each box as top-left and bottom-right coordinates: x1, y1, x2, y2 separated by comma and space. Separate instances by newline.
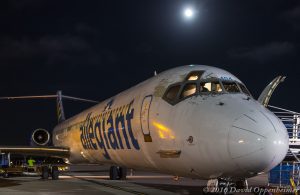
140, 95, 153, 142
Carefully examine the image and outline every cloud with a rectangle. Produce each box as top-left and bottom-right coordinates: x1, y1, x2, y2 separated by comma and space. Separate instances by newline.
228, 42, 295, 63
0, 35, 117, 67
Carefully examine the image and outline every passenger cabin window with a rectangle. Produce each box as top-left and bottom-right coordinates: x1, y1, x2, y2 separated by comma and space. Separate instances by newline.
186, 71, 204, 81
238, 83, 251, 96
200, 81, 222, 93
164, 84, 181, 102
222, 82, 240, 93
180, 83, 197, 98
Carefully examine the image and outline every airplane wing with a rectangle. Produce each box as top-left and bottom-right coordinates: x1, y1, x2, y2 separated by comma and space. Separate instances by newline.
258, 75, 286, 107
0, 146, 70, 158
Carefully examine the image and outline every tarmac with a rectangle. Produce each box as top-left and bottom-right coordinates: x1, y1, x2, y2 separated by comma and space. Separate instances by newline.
0, 165, 281, 195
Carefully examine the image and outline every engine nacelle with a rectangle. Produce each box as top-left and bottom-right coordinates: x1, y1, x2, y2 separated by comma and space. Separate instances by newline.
31, 128, 50, 146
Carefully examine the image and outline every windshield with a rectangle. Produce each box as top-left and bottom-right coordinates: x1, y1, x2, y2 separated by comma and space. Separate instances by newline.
200, 81, 223, 93
163, 71, 252, 105
238, 83, 252, 96
222, 81, 240, 93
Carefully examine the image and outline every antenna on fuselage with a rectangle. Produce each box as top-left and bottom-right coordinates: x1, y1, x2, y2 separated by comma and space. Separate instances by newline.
154, 70, 157, 76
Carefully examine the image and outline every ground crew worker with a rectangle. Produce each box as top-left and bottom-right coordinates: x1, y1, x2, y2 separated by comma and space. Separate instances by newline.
27, 157, 36, 167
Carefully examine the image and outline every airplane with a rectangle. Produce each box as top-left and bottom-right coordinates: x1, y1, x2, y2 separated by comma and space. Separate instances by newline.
0, 65, 289, 188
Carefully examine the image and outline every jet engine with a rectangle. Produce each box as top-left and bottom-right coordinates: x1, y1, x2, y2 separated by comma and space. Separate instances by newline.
31, 128, 50, 146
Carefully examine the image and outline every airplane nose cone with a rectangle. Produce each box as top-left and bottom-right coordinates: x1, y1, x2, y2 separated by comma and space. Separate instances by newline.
228, 110, 289, 174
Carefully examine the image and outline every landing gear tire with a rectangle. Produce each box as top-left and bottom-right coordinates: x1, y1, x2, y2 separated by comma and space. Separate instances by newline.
218, 178, 234, 195
51, 166, 59, 180
119, 167, 127, 180
109, 166, 118, 180
41, 166, 49, 179
235, 179, 247, 189
206, 178, 235, 195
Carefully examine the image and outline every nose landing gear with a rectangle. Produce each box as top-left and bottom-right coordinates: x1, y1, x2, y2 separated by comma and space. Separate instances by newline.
109, 166, 127, 180
206, 178, 248, 194
41, 165, 59, 180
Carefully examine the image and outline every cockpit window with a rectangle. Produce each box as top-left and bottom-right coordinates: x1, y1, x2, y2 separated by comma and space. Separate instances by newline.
163, 70, 251, 105
238, 83, 251, 96
200, 81, 223, 93
164, 84, 181, 103
222, 82, 240, 93
185, 71, 204, 81
180, 83, 197, 98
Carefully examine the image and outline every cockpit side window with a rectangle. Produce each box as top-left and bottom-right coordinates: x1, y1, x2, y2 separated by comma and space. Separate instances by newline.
185, 71, 204, 81
200, 81, 223, 93
238, 83, 252, 96
200, 82, 210, 92
222, 82, 240, 93
163, 84, 181, 104
180, 83, 197, 99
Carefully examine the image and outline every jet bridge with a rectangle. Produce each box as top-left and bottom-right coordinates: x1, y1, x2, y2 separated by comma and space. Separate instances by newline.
268, 105, 300, 188
269, 105, 300, 156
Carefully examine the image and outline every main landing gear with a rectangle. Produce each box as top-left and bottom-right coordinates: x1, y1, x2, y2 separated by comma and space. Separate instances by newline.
109, 166, 127, 180
41, 165, 59, 180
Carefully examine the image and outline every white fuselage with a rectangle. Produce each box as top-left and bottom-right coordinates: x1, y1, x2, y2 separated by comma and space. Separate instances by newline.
52, 65, 289, 180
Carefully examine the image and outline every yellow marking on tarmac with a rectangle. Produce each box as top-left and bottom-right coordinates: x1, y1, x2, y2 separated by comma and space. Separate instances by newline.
290, 178, 298, 195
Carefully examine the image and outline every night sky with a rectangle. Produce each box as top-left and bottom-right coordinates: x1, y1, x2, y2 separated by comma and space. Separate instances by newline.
0, 0, 299, 145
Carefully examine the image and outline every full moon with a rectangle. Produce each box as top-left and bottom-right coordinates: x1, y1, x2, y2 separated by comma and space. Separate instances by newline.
184, 8, 193, 18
